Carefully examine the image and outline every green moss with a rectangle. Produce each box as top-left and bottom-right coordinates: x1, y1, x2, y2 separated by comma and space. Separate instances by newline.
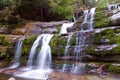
96, 6, 107, 12
93, 29, 116, 44
109, 64, 120, 73
0, 34, 14, 46
23, 34, 37, 45
114, 28, 120, 34
94, 11, 110, 28
50, 35, 67, 47
57, 25, 61, 33
0, 34, 5, 44
21, 46, 31, 55
87, 45, 96, 54
51, 46, 65, 55
70, 36, 76, 46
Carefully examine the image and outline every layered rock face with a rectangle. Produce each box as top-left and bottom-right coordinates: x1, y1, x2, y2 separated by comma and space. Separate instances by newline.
1, 4, 120, 64
50, 5, 120, 62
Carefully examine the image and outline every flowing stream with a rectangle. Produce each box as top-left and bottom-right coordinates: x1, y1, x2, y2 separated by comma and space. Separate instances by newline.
8, 36, 25, 69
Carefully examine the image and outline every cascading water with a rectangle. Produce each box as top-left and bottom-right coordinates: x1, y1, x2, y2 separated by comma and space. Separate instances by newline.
8, 36, 25, 69
36, 34, 53, 69
108, 3, 120, 10
71, 7, 96, 74
82, 7, 96, 30
27, 35, 43, 69
60, 22, 74, 34
15, 34, 53, 80
61, 33, 73, 72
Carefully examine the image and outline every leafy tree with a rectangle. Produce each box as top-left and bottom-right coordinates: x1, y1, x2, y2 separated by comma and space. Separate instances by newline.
16, 0, 74, 21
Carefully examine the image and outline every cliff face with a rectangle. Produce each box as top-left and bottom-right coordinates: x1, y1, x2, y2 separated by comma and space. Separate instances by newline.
0, 4, 120, 66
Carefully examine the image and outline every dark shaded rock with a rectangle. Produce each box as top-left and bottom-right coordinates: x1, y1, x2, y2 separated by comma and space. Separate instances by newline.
60, 33, 69, 36
67, 16, 84, 32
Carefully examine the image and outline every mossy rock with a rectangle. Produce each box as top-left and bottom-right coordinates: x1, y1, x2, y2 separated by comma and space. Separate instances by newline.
108, 64, 120, 73
50, 34, 67, 47
51, 46, 65, 55
69, 35, 76, 46
93, 28, 120, 44
67, 16, 84, 32
94, 11, 110, 28
0, 34, 14, 46
23, 34, 37, 45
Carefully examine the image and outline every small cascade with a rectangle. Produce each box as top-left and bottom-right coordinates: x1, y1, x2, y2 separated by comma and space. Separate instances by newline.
108, 4, 120, 10
36, 34, 53, 69
64, 33, 73, 57
8, 36, 25, 69
60, 22, 74, 35
61, 33, 73, 72
71, 7, 96, 74
15, 34, 53, 80
27, 35, 43, 69
82, 7, 96, 30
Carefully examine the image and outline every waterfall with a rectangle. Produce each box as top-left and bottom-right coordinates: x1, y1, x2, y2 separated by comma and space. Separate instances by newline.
36, 34, 53, 69
64, 33, 73, 57
27, 35, 43, 68
60, 22, 74, 34
71, 7, 96, 74
108, 4, 120, 10
15, 34, 53, 80
61, 33, 73, 72
82, 7, 96, 30
8, 36, 25, 69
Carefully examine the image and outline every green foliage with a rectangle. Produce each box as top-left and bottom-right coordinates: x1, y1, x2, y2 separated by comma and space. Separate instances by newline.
0, 0, 21, 30
70, 36, 76, 46
94, 11, 110, 28
23, 35, 37, 45
17, 0, 73, 21
97, 0, 108, 8
0, 34, 13, 46
109, 64, 120, 73
0, 34, 5, 44
50, 35, 67, 47
57, 26, 61, 33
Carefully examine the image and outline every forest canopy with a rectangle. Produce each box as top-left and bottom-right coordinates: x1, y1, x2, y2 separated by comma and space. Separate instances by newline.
0, 0, 120, 22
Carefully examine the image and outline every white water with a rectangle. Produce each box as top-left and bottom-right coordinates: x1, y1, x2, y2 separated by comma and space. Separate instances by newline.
108, 4, 119, 10
27, 35, 43, 69
37, 34, 53, 69
71, 7, 96, 74
15, 34, 53, 80
60, 22, 74, 34
8, 36, 25, 69
61, 33, 73, 72
82, 7, 96, 30
64, 33, 73, 57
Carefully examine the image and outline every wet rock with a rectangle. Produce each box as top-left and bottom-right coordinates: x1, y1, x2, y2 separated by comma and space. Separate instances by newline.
35, 21, 68, 28
110, 12, 120, 20
101, 39, 110, 43
0, 27, 8, 34
95, 44, 117, 51
8, 77, 16, 80
24, 21, 68, 34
